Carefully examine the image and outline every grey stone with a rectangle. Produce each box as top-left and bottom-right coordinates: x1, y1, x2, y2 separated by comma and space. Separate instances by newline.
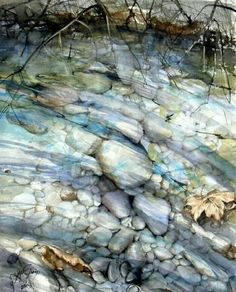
102, 190, 131, 219
97, 140, 152, 188
90, 257, 111, 272
87, 227, 112, 247
65, 126, 102, 155
108, 260, 120, 282
154, 247, 173, 260
184, 250, 216, 278
126, 242, 146, 267
159, 260, 176, 276
132, 216, 146, 230
92, 211, 120, 231
92, 271, 106, 284
77, 190, 94, 207
108, 228, 135, 253
133, 194, 171, 235
177, 266, 201, 285
144, 113, 172, 142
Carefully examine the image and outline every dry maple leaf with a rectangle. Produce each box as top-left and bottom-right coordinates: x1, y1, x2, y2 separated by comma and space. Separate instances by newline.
41, 246, 92, 275
184, 191, 236, 221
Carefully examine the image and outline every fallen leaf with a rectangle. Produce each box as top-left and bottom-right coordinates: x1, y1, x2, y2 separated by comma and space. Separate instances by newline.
41, 246, 92, 275
184, 191, 236, 221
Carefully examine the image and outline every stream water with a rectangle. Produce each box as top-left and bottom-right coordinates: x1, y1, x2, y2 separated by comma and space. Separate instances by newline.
0, 26, 236, 291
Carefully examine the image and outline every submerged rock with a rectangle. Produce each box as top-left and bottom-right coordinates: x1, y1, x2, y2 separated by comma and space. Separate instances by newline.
97, 140, 153, 188
108, 227, 135, 253
133, 194, 171, 235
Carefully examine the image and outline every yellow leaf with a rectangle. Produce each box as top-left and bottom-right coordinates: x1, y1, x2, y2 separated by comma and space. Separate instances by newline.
41, 246, 92, 275
184, 190, 236, 221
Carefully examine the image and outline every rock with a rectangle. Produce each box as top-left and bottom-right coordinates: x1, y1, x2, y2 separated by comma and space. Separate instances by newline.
89, 108, 143, 143
77, 189, 94, 207
113, 44, 135, 85
6, 110, 48, 135
132, 216, 146, 230
87, 227, 112, 247
18, 237, 37, 250
74, 72, 112, 94
64, 104, 88, 115
63, 268, 95, 288
184, 251, 216, 278
133, 194, 171, 235
52, 202, 79, 219
108, 260, 120, 282
90, 257, 111, 272
154, 247, 173, 260
126, 242, 146, 267
144, 113, 172, 142
158, 260, 176, 276
207, 280, 228, 292
65, 126, 102, 155
11, 193, 36, 210
177, 266, 201, 285
141, 272, 169, 291
97, 140, 152, 188
92, 271, 106, 284
92, 211, 120, 231
102, 190, 131, 218
108, 228, 135, 253
35, 84, 79, 107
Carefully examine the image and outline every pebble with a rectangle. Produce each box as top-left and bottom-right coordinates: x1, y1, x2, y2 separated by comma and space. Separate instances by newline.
133, 194, 171, 235
18, 237, 37, 250
158, 260, 176, 276
132, 216, 146, 230
102, 190, 131, 218
177, 266, 201, 285
77, 189, 94, 207
108, 228, 134, 253
126, 242, 146, 267
154, 247, 173, 260
92, 271, 106, 284
108, 260, 120, 282
92, 211, 120, 231
87, 227, 113, 247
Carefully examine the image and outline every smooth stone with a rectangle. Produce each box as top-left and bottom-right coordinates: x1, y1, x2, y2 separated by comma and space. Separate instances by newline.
102, 190, 131, 219
177, 266, 201, 285
11, 193, 36, 210
64, 104, 88, 115
132, 216, 146, 230
133, 194, 171, 235
52, 202, 79, 219
97, 140, 152, 188
87, 227, 112, 247
154, 247, 173, 260
35, 84, 79, 107
18, 237, 37, 250
184, 250, 216, 278
90, 257, 111, 272
144, 113, 172, 142
108, 260, 120, 282
65, 126, 102, 155
108, 228, 135, 253
88, 107, 143, 143
92, 211, 120, 231
207, 280, 228, 292
92, 271, 106, 284
126, 242, 146, 267
63, 268, 95, 287
77, 190, 94, 207
141, 272, 169, 291
158, 260, 176, 276
74, 72, 112, 94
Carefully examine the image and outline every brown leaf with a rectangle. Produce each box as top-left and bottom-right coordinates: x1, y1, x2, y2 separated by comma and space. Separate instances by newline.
41, 246, 92, 275
185, 191, 236, 221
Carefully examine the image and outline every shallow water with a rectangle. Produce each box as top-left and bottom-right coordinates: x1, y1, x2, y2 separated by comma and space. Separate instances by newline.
0, 27, 236, 291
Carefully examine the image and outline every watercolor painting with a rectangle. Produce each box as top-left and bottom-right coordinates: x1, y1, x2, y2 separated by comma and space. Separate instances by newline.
0, 1, 235, 291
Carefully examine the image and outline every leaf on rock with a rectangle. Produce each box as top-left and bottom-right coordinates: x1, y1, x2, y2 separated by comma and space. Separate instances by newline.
184, 191, 236, 221
41, 246, 92, 275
